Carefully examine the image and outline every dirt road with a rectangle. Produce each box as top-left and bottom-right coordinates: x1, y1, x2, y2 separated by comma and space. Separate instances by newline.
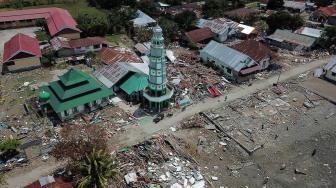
5, 159, 64, 188
112, 57, 333, 147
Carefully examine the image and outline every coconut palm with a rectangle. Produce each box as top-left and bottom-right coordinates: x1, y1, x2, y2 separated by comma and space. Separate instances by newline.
77, 149, 118, 188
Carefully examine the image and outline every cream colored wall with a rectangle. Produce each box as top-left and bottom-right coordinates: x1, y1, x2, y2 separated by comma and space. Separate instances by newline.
7, 56, 41, 72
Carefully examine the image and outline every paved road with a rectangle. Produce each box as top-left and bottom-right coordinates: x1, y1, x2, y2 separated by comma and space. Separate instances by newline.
112, 57, 332, 147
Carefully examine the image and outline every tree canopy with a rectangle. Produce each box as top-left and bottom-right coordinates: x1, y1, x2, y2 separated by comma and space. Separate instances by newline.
267, 0, 284, 10
77, 149, 118, 188
202, 0, 230, 18
266, 11, 303, 33
318, 26, 336, 54
312, 0, 333, 7
174, 10, 197, 30
158, 17, 179, 42
76, 13, 109, 37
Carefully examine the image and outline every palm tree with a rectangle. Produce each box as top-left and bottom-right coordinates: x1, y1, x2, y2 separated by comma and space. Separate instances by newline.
77, 149, 118, 188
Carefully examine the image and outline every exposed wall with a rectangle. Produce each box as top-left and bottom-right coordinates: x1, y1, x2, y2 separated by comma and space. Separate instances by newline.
4, 56, 41, 72
57, 32, 80, 40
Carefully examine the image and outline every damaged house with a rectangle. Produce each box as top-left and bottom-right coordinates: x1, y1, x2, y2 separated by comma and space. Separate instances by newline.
266, 29, 316, 51
200, 40, 260, 82
310, 7, 336, 25
51, 36, 108, 57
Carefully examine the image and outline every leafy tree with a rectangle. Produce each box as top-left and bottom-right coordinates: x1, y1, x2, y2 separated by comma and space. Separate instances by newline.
174, 10, 197, 30
52, 124, 108, 161
87, 0, 136, 9
267, 0, 284, 10
158, 17, 179, 42
0, 138, 21, 161
76, 13, 109, 37
312, 0, 333, 7
266, 11, 303, 33
107, 8, 136, 35
77, 149, 118, 188
35, 19, 48, 31
318, 26, 336, 54
203, 0, 229, 18
135, 0, 158, 16
135, 28, 152, 42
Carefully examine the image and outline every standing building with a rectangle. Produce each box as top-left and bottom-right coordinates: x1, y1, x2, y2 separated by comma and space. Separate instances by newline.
143, 26, 174, 112
2, 33, 41, 73
200, 40, 259, 82
0, 8, 81, 39
39, 68, 113, 121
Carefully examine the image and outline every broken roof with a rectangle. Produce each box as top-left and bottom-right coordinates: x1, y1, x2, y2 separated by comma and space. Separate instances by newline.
0, 8, 80, 37
98, 47, 142, 65
324, 57, 336, 73
200, 40, 257, 72
295, 27, 322, 38
51, 37, 106, 50
93, 62, 148, 88
231, 39, 274, 63
185, 28, 215, 43
267, 29, 316, 47
3, 33, 41, 63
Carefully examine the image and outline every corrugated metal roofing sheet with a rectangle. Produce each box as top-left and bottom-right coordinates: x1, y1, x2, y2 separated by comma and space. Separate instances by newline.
120, 73, 148, 95
201, 40, 256, 72
267, 29, 316, 47
295, 27, 322, 38
0, 8, 80, 37
132, 10, 156, 27
3, 33, 41, 63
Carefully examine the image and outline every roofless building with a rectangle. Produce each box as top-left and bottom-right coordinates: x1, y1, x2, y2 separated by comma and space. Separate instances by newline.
39, 68, 113, 121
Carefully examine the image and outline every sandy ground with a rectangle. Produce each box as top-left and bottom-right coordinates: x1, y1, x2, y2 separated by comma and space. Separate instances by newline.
111, 57, 333, 147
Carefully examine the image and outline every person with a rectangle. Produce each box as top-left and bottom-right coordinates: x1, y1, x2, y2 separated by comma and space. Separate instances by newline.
225, 95, 228, 101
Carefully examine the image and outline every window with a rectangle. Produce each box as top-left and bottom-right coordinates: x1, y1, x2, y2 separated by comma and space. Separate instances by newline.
332, 72, 336, 77
64, 110, 68, 116
6, 61, 15, 66
73, 107, 78, 113
93, 44, 100, 49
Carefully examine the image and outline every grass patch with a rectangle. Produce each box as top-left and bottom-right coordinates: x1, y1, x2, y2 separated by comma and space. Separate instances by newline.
106, 34, 134, 48
0, 0, 106, 18
34, 30, 50, 41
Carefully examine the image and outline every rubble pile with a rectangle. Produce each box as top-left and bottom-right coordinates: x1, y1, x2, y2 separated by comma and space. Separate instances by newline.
167, 48, 232, 105
115, 135, 207, 188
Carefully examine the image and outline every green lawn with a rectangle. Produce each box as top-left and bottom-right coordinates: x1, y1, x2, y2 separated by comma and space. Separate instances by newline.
0, 0, 106, 18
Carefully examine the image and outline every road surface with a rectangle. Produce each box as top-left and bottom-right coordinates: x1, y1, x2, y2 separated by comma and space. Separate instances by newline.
112, 57, 332, 147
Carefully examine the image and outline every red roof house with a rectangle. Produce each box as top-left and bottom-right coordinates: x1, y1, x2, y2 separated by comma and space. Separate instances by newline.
318, 7, 336, 17
25, 176, 73, 188
3, 33, 41, 63
311, 7, 336, 25
51, 37, 108, 57
2, 33, 42, 72
0, 8, 80, 38
185, 28, 215, 48
232, 39, 275, 70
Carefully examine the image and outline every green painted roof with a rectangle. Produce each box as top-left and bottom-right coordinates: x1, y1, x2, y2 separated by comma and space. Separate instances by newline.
40, 68, 113, 113
59, 68, 89, 86
39, 91, 50, 101
120, 73, 148, 95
